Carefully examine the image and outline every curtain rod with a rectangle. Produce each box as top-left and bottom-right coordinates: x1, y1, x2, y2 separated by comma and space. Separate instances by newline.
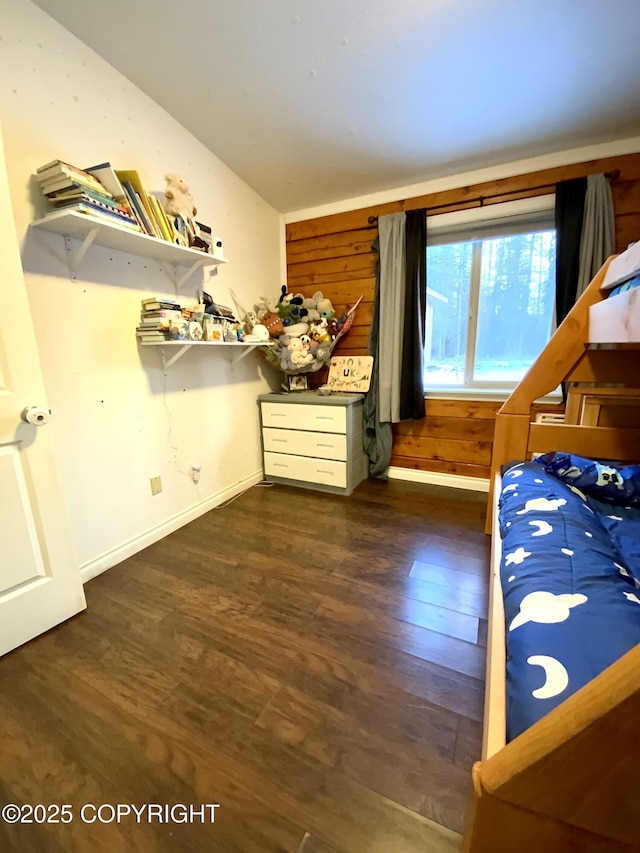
366, 169, 621, 225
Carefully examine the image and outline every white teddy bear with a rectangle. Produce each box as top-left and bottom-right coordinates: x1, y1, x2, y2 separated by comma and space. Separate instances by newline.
288, 338, 313, 365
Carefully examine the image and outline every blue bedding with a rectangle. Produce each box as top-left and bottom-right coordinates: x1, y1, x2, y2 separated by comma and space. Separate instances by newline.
498, 461, 640, 741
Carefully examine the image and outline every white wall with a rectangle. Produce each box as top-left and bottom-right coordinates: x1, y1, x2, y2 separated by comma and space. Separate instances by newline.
0, 0, 283, 579
284, 138, 640, 224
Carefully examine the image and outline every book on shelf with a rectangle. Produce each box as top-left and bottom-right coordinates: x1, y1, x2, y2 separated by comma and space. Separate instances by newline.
140, 309, 182, 319
147, 196, 169, 241
137, 324, 172, 332
84, 162, 141, 226
36, 160, 106, 194
137, 321, 172, 330
39, 174, 112, 198
141, 298, 181, 310
69, 198, 138, 224
149, 194, 172, 242
49, 186, 120, 208
85, 162, 126, 199
121, 182, 155, 236
136, 321, 175, 335
65, 202, 140, 230
116, 169, 164, 240
52, 193, 139, 225
139, 311, 182, 328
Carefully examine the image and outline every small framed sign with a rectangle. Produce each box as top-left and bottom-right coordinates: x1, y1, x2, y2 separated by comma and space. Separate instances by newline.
327, 356, 373, 392
287, 374, 308, 391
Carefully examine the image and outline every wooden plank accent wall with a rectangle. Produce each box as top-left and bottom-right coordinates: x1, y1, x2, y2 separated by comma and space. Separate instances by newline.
286, 153, 640, 479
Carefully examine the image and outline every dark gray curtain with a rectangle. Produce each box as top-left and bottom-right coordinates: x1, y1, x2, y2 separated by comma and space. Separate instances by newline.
576, 174, 615, 297
400, 209, 427, 420
364, 211, 428, 476
363, 236, 393, 478
555, 177, 587, 326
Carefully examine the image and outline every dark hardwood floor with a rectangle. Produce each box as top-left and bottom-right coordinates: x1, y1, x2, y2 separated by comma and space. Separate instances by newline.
0, 478, 489, 852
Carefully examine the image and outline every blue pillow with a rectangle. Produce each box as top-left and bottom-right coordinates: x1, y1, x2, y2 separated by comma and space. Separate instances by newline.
535, 452, 640, 506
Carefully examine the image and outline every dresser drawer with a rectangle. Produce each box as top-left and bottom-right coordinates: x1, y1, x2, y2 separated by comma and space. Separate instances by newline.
264, 452, 347, 489
261, 402, 346, 434
263, 427, 347, 461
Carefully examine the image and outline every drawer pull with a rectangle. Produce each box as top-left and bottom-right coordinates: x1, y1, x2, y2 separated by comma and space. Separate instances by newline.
273, 463, 289, 469
316, 443, 334, 448
272, 438, 287, 443
317, 470, 334, 476
316, 416, 333, 420
271, 413, 286, 417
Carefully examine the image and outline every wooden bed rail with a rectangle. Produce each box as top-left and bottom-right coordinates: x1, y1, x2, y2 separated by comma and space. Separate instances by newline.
485, 254, 640, 532
463, 643, 640, 851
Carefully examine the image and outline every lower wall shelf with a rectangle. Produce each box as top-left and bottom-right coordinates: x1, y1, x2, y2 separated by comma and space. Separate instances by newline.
139, 340, 273, 368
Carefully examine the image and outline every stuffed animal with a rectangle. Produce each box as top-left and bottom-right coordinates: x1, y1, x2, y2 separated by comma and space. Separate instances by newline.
255, 294, 280, 320
302, 297, 321, 323
288, 338, 313, 366
249, 323, 270, 342
243, 310, 259, 334
285, 322, 309, 338
277, 300, 293, 323
313, 290, 335, 321
261, 311, 284, 338
277, 290, 307, 324
326, 318, 339, 339
164, 174, 197, 225
310, 318, 330, 343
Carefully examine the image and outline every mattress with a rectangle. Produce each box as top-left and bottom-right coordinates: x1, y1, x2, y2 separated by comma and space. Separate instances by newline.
498, 461, 640, 741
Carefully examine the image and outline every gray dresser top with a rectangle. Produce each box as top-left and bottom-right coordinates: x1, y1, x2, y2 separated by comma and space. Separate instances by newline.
258, 391, 365, 407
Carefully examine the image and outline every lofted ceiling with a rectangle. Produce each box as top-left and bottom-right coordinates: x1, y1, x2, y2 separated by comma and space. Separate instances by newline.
33, 0, 640, 213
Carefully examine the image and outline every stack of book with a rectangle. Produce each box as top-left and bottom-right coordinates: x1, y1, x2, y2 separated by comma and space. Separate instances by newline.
136, 297, 182, 343
35, 160, 141, 232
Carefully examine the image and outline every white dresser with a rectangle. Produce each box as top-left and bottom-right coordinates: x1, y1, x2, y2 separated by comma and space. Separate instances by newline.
258, 392, 368, 496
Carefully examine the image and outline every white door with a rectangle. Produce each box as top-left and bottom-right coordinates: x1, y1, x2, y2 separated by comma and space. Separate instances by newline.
0, 124, 85, 656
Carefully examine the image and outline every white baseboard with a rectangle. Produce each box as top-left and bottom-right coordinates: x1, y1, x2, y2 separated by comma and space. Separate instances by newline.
388, 465, 489, 493
79, 470, 263, 584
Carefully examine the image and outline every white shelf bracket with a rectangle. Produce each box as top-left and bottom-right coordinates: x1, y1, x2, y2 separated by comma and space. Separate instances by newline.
160, 344, 192, 369
177, 259, 207, 290
67, 228, 99, 274
230, 344, 260, 368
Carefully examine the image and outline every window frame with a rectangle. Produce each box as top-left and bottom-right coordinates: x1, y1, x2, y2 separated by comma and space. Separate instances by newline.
424, 196, 559, 398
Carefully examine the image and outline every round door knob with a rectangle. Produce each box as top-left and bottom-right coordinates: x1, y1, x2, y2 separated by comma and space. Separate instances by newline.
20, 406, 50, 426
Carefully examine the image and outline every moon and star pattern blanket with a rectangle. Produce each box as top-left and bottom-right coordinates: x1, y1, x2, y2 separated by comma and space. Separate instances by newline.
498, 460, 640, 741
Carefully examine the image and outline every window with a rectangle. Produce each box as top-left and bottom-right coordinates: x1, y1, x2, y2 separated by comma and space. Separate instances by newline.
424, 198, 557, 392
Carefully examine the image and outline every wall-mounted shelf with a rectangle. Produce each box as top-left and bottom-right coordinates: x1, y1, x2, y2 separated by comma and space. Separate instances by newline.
139, 340, 274, 369
30, 209, 227, 287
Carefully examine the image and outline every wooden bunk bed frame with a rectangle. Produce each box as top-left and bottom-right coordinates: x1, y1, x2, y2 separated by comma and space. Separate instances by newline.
464, 256, 640, 852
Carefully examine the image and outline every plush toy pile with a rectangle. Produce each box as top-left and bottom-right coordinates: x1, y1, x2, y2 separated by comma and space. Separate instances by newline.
244, 287, 359, 374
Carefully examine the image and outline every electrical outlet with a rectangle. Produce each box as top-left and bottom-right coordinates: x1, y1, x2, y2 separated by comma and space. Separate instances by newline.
191, 464, 202, 484
150, 475, 162, 496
